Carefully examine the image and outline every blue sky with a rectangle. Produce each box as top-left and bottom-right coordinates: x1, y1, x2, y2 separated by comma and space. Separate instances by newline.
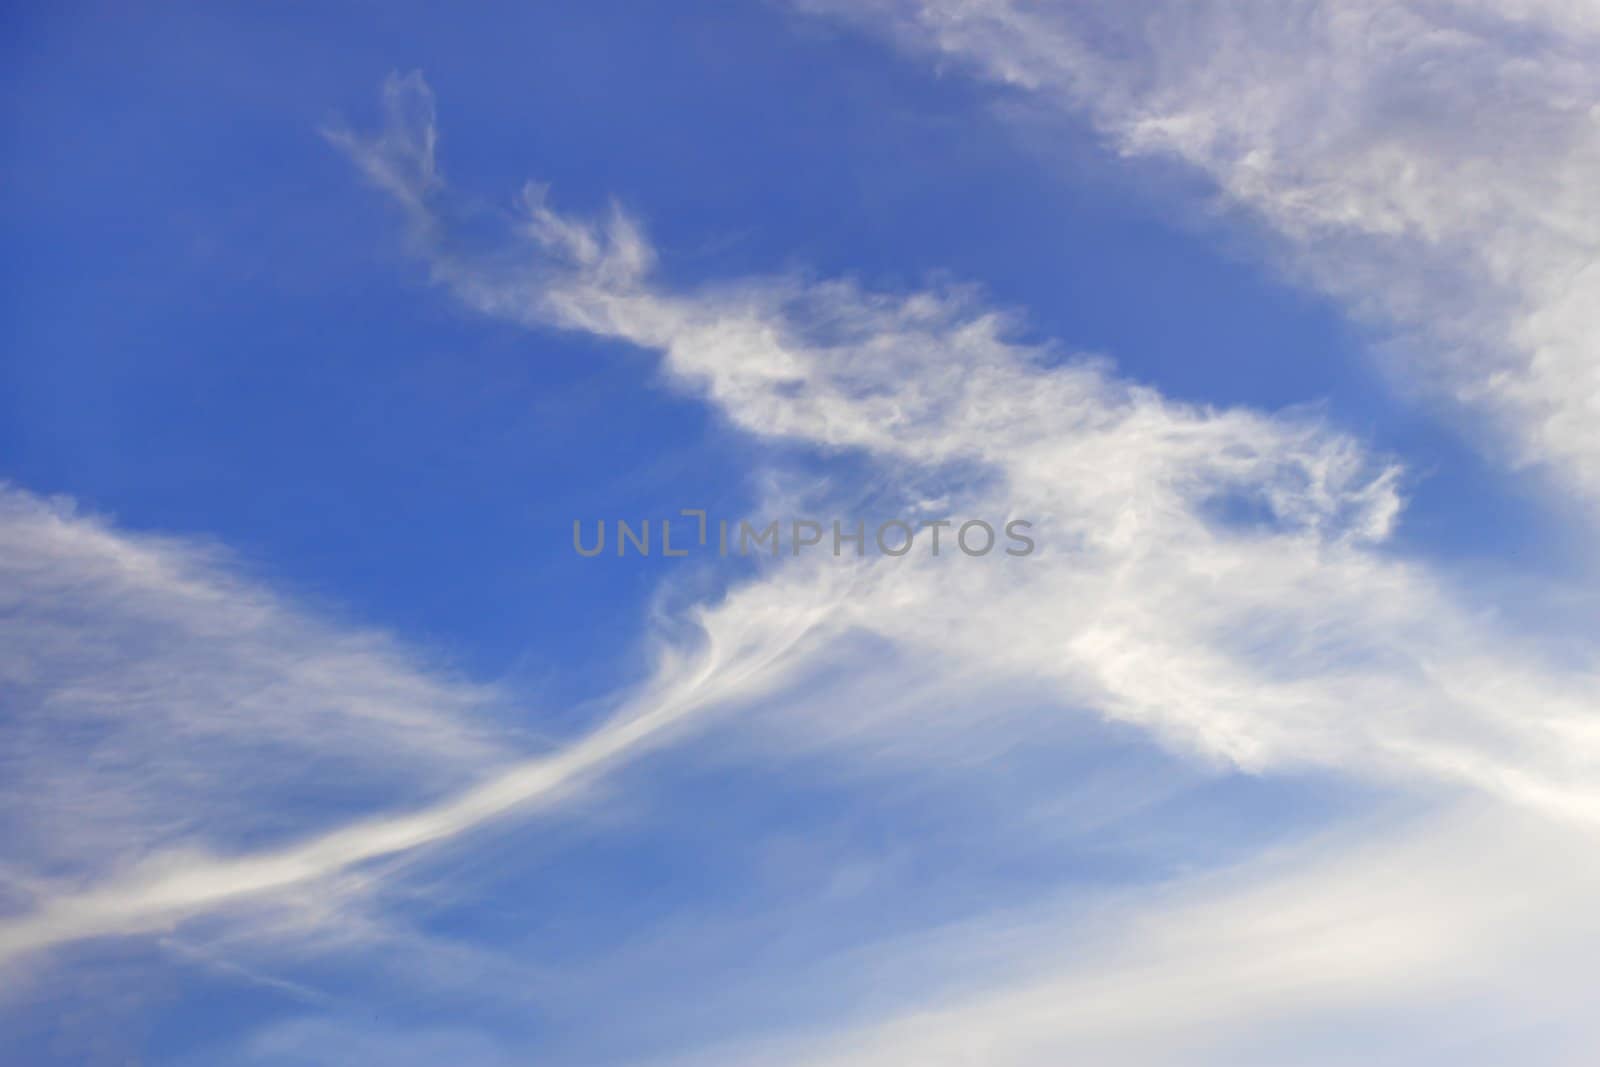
4, 3, 1600, 1065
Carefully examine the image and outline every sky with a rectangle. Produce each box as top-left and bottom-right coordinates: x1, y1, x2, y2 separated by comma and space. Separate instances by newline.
2, 2, 1599, 1064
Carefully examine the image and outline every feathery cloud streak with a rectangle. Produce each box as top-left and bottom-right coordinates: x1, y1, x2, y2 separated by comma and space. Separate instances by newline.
797, 0, 1600, 509
7, 68, 1597, 975
690, 803, 1600, 1067
0, 482, 835, 962
331, 74, 1600, 817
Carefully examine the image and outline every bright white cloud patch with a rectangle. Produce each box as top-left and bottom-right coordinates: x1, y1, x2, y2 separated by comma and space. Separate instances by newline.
692, 803, 1600, 1067
798, 0, 1600, 508
331, 73, 1600, 820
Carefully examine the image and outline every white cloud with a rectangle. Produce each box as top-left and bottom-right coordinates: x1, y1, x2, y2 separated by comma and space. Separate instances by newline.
683, 802, 1600, 1067
8, 69, 1598, 1026
0, 481, 837, 964
328, 73, 1600, 820
797, 0, 1600, 510
0, 486, 511, 881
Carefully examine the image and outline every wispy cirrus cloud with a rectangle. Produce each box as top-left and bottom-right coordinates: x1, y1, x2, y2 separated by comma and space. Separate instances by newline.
0, 485, 509, 878
0, 478, 836, 964
795, 0, 1600, 511
679, 802, 1600, 1067
0, 485, 520, 957
328, 73, 1600, 818
8, 75, 1599, 1067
